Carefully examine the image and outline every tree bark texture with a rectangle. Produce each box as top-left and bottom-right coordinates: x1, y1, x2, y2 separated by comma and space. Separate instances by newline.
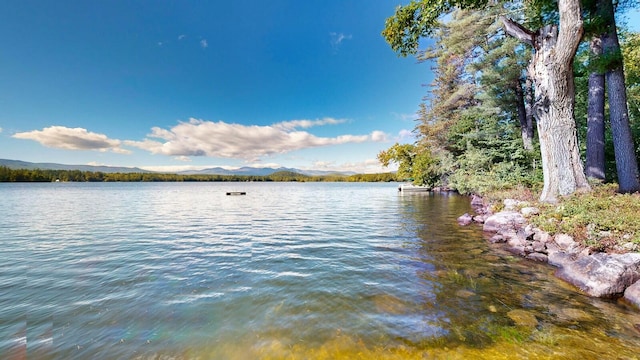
586, 37, 606, 180
515, 80, 534, 150
525, 75, 535, 147
600, 0, 640, 192
503, 0, 589, 202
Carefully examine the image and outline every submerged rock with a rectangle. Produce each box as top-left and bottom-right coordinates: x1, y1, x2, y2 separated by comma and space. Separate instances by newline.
464, 198, 640, 307
548, 305, 595, 323
457, 213, 473, 226
507, 309, 538, 328
555, 253, 640, 298
455, 289, 476, 298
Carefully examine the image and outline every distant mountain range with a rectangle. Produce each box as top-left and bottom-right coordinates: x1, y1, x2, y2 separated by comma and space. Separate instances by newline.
0, 159, 152, 174
0, 159, 355, 176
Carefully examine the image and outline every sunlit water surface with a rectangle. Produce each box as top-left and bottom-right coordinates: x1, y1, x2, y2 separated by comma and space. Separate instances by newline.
1, 182, 640, 359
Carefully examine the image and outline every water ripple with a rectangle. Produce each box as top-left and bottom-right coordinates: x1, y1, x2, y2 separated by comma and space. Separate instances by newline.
2, 182, 640, 359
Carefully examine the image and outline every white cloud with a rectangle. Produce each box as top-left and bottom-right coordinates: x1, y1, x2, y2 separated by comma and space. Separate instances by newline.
392, 112, 419, 122
330, 32, 352, 49
273, 118, 345, 131
125, 118, 387, 162
178, 34, 186, 40
200, 39, 208, 48
398, 129, 415, 140
12, 126, 131, 154
311, 158, 395, 174
0, 127, 3, 133
371, 130, 387, 142
254, 162, 282, 168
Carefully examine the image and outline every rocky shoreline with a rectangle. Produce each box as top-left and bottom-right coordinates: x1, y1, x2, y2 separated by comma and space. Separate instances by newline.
458, 196, 640, 309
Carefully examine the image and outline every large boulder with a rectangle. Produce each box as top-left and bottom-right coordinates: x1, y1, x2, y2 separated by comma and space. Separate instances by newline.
482, 211, 526, 233
555, 253, 640, 298
624, 280, 640, 309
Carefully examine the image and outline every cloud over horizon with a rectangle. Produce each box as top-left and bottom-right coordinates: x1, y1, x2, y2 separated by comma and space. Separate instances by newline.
13, 118, 388, 163
126, 118, 386, 161
12, 126, 130, 154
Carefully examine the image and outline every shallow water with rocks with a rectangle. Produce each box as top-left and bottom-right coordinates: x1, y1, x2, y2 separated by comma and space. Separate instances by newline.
2, 182, 639, 359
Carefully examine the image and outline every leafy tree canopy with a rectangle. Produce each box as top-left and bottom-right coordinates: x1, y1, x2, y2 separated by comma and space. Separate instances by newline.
382, 0, 489, 56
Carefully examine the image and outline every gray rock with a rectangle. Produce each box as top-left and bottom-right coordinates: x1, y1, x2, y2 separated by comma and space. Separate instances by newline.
471, 194, 484, 207
623, 280, 640, 308
489, 234, 505, 243
554, 234, 577, 250
555, 253, 640, 297
507, 245, 526, 257
457, 213, 473, 226
483, 211, 526, 233
521, 207, 540, 217
517, 227, 535, 241
473, 215, 486, 223
507, 235, 527, 248
546, 241, 580, 268
503, 199, 520, 211
532, 241, 547, 253
533, 231, 552, 244
527, 253, 549, 263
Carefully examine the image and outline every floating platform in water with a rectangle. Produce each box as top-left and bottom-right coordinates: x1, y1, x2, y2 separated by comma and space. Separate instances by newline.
226, 191, 247, 196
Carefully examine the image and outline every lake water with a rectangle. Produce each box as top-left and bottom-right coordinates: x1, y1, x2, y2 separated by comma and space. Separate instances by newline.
2, 182, 640, 359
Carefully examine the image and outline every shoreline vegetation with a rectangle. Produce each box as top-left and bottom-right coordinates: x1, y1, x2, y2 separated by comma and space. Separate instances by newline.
0, 166, 397, 183
462, 184, 640, 310
377, 0, 640, 313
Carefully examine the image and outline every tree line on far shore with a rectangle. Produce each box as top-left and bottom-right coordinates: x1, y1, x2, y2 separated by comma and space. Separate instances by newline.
0, 166, 398, 183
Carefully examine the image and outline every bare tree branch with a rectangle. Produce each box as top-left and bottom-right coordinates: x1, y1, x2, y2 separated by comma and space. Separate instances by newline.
500, 16, 535, 47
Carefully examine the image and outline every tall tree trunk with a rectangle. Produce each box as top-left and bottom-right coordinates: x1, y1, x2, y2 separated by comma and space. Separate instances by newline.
586, 36, 606, 181
525, 75, 535, 146
502, 0, 590, 203
600, 0, 640, 192
515, 79, 533, 150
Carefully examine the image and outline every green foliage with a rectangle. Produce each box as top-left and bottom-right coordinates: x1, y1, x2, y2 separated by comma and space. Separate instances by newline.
377, 143, 438, 186
530, 183, 640, 250
622, 31, 640, 163
381, 3, 544, 196
382, 0, 489, 57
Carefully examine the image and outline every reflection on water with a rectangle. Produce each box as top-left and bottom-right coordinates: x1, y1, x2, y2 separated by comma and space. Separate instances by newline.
1, 183, 639, 359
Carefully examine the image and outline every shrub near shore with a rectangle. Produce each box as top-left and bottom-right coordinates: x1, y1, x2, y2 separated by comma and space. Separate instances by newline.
486, 183, 640, 254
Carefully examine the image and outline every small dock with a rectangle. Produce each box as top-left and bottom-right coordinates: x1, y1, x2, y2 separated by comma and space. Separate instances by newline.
226, 191, 247, 196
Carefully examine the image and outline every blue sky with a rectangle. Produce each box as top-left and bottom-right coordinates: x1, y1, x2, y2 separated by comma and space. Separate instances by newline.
0, 0, 427, 173
1, 2, 638, 174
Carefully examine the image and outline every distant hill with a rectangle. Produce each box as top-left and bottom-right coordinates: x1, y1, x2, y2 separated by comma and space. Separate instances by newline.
0, 159, 356, 176
179, 166, 355, 177
0, 159, 152, 173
